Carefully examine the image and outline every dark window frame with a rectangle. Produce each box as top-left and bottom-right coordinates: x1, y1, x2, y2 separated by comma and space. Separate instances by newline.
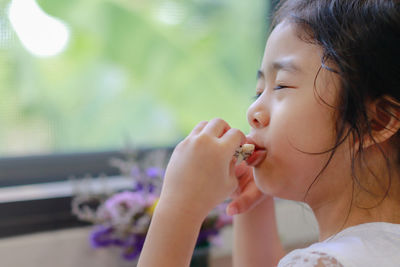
0, 150, 124, 188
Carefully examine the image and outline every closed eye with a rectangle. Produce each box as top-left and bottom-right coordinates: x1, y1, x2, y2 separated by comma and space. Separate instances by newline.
274, 85, 289, 90
253, 85, 291, 100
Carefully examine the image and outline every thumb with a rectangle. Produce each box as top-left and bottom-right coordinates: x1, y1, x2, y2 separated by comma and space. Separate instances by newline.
234, 161, 251, 177
226, 183, 266, 216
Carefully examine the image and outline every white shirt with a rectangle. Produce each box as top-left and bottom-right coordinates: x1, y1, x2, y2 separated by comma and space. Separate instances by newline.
278, 222, 400, 267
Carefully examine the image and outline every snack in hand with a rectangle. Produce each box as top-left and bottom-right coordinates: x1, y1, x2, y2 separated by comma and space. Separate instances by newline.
234, 144, 255, 164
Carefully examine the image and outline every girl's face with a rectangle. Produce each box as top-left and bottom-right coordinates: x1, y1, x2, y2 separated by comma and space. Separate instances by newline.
247, 21, 351, 203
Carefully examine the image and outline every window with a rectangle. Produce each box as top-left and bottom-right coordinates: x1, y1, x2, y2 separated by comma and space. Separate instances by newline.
0, 0, 272, 237
0, 0, 268, 157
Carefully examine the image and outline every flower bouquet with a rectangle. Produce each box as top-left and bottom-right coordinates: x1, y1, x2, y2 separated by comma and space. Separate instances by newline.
72, 149, 232, 263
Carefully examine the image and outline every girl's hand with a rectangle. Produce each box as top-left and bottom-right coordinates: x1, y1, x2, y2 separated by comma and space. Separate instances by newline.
158, 118, 246, 219
226, 162, 267, 216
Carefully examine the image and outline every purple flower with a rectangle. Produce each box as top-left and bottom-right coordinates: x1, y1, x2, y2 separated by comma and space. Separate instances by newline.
146, 167, 164, 179
134, 182, 144, 191
90, 225, 147, 261
90, 226, 114, 248
121, 234, 146, 260
196, 228, 219, 245
79, 160, 232, 262
104, 191, 147, 221
148, 183, 155, 193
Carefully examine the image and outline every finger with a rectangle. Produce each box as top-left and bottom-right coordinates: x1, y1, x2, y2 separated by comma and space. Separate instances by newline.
230, 185, 241, 198
189, 121, 208, 136
203, 118, 230, 137
229, 163, 251, 192
229, 157, 237, 178
235, 161, 252, 178
221, 128, 246, 154
229, 168, 252, 198
230, 149, 252, 179
226, 183, 265, 215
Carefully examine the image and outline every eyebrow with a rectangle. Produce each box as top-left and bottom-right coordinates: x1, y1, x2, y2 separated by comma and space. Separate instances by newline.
257, 59, 301, 80
273, 58, 302, 73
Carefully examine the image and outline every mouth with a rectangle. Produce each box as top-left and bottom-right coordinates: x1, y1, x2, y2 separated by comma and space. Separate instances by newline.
244, 137, 267, 167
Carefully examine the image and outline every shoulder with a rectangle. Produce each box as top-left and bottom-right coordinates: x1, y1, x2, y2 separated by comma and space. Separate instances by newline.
278, 249, 343, 267
278, 222, 400, 267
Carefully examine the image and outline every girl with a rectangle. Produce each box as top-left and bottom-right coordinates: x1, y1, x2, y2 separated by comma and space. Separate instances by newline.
138, 0, 400, 266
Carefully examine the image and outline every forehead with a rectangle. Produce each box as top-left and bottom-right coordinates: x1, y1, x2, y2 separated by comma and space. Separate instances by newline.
261, 21, 322, 76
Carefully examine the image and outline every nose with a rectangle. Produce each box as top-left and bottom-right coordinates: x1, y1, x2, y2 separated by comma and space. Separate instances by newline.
247, 99, 270, 129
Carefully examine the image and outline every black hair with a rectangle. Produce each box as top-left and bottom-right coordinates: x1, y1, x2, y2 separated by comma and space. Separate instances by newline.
272, 0, 400, 206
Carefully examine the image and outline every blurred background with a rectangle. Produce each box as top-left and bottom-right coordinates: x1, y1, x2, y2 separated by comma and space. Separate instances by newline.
0, 1, 319, 266
0, 0, 268, 157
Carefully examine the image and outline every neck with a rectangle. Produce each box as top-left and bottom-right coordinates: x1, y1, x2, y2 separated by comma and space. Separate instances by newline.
310, 181, 353, 241
310, 166, 400, 241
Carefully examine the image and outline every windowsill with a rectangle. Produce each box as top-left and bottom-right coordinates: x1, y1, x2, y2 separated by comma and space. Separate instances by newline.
0, 198, 319, 267
0, 175, 139, 238
0, 178, 320, 243
0, 175, 132, 203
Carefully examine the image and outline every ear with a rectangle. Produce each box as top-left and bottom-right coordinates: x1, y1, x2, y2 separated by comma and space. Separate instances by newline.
363, 96, 400, 148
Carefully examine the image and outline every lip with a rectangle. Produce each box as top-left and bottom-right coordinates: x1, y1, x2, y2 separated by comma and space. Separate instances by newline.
245, 136, 267, 167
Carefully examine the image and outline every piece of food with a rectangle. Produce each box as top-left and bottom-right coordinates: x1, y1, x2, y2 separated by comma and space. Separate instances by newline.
234, 144, 255, 164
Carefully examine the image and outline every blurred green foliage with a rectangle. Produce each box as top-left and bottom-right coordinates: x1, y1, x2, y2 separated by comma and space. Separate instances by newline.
0, 0, 268, 156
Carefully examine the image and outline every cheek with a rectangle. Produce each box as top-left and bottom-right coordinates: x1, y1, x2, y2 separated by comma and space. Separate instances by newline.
276, 100, 336, 153
254, 104, 336, 199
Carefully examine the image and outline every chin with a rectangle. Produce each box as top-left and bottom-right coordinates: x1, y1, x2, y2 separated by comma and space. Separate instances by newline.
254, 170, 299, 200
253, 171, 280, 196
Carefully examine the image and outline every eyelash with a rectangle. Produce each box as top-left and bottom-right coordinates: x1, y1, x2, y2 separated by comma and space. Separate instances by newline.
253, 85, 288, 99
274, 85, 288, 90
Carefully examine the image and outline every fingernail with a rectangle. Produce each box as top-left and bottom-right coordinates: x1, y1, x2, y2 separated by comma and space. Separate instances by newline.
227, 205, 238, 216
